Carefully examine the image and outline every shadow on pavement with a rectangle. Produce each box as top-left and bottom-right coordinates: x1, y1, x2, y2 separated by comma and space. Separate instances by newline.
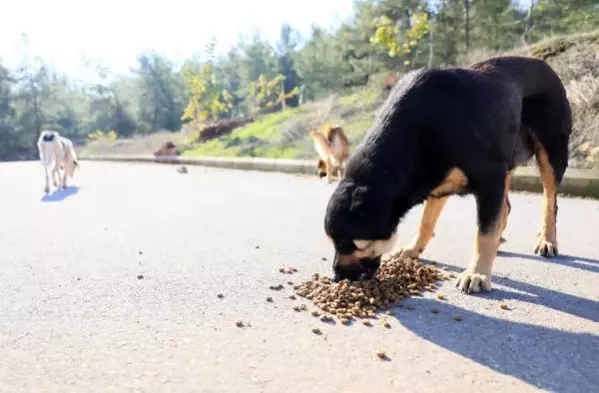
499, 250, 599, 273
394, 298, 599, 392
41, 186, 80, 202
421, 258, 599, 323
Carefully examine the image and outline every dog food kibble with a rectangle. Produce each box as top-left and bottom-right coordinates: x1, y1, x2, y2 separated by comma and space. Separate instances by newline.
235, 321, 244, 327
137, 274, 144, 280
362, 320, 372, 326
431, 308, 440, 314
320, 315, 334, 323
279, 268, 286, 273
500, 303, 509, 310
386, 310, 394, 316
289, 295, 297, 300
311, 327, 322, 335
436, 293, 446, 300
376, 351, 388, 360
340, 318, 351, 325
269, 284, 285, 291
382, 320, 391, 328
292, 254, 444, 322
266, 297, 273, 303
311, 310, 321, 317
453, 315, 463, 322
217, 293, 224, 299
287, 281, 294, 285
291, 268, 298, 273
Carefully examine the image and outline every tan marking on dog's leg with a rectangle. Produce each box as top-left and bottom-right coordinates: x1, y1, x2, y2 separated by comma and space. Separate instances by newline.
399, 196, 448, 258
497, 171, 513, 249
430, 168, 468, 197
534, 145, 558, 257
455, 224, 501, 294
456, 192, 508, 294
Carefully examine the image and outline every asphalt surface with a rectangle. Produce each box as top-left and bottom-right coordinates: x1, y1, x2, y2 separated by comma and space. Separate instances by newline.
1, 161, 598, 393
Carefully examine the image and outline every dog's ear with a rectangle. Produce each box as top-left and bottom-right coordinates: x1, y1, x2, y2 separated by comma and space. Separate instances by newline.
350, 185, 392, 223
349, 185, 371, 216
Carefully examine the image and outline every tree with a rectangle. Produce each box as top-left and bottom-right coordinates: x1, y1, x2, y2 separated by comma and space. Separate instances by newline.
276, 23, 302, 108
134, 52, 185, 132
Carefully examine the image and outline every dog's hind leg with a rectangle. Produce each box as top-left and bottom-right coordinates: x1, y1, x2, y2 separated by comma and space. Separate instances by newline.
456, 171, 507, 294
324, 159, 333, 184
533, 144, 560, 257
61, 167, 68, 189
399, 196, 448, 258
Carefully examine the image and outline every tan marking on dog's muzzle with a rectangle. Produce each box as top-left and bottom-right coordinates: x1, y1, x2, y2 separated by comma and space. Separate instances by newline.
336, 253, 361, 267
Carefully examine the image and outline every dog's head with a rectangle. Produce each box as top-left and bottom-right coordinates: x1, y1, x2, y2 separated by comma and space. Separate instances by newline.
316, 159, 327, 178
324, 182, 397, 282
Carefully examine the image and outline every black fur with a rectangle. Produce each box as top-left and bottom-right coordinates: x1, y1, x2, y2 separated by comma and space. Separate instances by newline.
324, 56, 572, 282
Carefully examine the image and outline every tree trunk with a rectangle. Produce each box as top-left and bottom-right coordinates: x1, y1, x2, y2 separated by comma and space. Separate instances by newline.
464, 0, 470, 52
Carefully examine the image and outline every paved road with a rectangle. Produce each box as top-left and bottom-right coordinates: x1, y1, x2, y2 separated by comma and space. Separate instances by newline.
1, 161, 598, 393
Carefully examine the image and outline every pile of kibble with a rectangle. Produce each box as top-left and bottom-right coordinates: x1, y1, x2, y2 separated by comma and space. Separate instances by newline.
291, 253, 449, 322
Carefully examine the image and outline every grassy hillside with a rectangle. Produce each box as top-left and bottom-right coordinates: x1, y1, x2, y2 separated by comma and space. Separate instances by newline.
83, 30, 599, 169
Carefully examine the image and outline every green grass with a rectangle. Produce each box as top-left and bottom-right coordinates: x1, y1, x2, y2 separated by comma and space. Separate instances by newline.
234, 108, 301, 140
336, 87, 379, 108
180, 87, 381, 159
182, 108, 304, 158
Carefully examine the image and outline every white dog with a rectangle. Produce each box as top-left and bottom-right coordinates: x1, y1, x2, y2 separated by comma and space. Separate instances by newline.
37, 130, 79, 193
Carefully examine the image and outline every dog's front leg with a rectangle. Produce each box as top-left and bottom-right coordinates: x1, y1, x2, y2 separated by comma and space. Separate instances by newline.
44, 168, 50, 193
52, 168, 59, 187
399, 196, 448, 258
456, 175, 506, 294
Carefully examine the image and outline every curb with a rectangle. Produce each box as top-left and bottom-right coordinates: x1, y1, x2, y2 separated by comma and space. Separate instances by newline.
80, 154, 599, 199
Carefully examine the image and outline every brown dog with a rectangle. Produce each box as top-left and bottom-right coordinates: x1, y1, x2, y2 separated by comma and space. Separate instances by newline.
153, 141, 177, 157
309, 125, 350, 183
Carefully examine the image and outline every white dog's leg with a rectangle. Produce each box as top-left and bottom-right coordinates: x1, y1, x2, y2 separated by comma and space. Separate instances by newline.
62, 166, 68, 189
52, 168, 59, 187
44, 168, 50, 193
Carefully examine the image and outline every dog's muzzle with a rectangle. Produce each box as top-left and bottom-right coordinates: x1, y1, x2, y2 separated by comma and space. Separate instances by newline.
332, 253, 382, 282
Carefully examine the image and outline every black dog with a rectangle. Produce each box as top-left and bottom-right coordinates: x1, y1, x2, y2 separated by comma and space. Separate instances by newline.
324, 56, 572, 294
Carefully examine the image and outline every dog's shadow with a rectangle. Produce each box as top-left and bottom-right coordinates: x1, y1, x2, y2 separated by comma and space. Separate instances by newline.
499, 250, 599, 273
41, 186, 80, 202
422, 257, 599, 323
393, 297, 599, 391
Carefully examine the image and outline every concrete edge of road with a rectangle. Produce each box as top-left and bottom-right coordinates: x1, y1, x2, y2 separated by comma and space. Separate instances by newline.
80, 154, 599, 199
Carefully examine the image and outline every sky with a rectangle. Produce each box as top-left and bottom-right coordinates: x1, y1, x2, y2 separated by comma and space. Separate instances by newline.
0, 0, 355, 82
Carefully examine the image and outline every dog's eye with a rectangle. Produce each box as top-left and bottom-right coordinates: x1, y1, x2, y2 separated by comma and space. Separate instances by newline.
353, 240, 371, 250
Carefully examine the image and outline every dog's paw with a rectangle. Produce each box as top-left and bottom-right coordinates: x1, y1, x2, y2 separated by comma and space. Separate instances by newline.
455, 270, 492, 294
398, 246, 422, 259
534, 238, 558, 257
